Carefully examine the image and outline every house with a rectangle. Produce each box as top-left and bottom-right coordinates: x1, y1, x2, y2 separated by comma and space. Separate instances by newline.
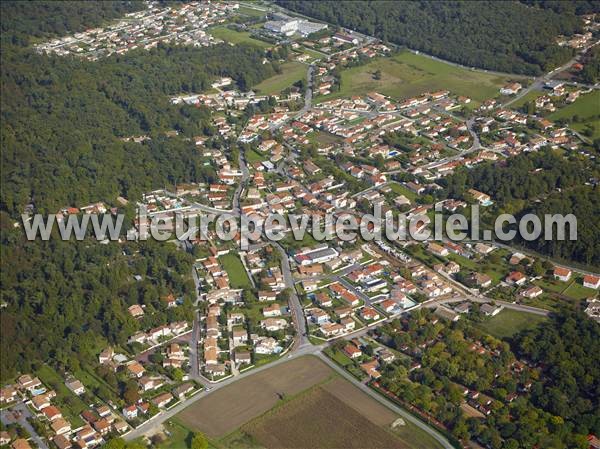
98, 347, 114, 364
427, 242, 449, 257
310, 308, 329, 325
360, 360, 381, 379
93, 418, 111, 435
65, 378, 85, 396
172, 382, 195, 400
467, 189, 492, 206
454, 302, 470, 314
344, 344, 362, 359
255, 337, 280, 355
51, 418, 71, 435
553, 267, 572, 282
126, 361, 145, 378
258, 291, 277, 302
31, 394, 51, 411
320, 322, 344, 337
41, 405, 62, 421
263, 303, 282, 317
301, 279, 318, 292
128, 304, 144, 318
583, 274, 600, 290
500, 82, 522, 95
11, 439, 32, 449
315, 293, 333, 308
506, 271, 527, 286
260, 318, 288, 331
122, 405, 138, 420
0, 432, 9, 446
151, 392, 174, 408
113, 420, 128, 434
340, 316, 355, 331
360, 307, 380, 321
0, 386, 18, 403
234, 351, 252, 365
472, 273, 492, 288
480, 303, 503, 316
521, 285, 543, 298
434, 306, 460, 322
232, 328, 248, 346
51, 435, 71, 449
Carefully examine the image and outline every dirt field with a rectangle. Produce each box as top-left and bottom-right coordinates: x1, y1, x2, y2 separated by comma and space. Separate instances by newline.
177, 356, 333, 437
321, 377, 397, 426
242, 386, 408, 449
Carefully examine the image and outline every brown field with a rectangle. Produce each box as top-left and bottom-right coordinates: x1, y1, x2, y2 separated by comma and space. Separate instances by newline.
177, 356, 333, 437
321, 377, 397, 426
242, 386, 408, 449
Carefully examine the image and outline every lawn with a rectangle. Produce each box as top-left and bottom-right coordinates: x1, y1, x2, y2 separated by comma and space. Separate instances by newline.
219, 253, 252, 289
236, 6, 268, 18
36, 365, 87, 427
320, 51, 514, 103
548, 90, 600, 139
253, 62, 307, 95
475, 309, 547, 339
245, 148, 267, 164
209, 26, 271, 49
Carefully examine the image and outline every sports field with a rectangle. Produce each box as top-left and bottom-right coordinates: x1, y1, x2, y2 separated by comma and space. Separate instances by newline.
253, 61, 306, 95
321, 51, 515, 103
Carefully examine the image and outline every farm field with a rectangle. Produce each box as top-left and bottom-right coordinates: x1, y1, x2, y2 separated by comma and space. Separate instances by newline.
548, 90, 600, 138
219, 253, 252, 289
253, 61, 306, 95
236, 376, 443, 449
475, 309, 547, 339
209, 26, 271, 49
319, 51, 515, 104
176, 356, 333, 437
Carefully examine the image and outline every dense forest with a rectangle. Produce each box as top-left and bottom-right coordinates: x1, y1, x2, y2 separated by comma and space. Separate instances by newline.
1, 0, 279, 215
0, 215, 196, 381
277, 0, 586, 75
514, 308, 600, 435
0, 1, 278, 381
438, 150, 600, 267
1, 1, 144, 46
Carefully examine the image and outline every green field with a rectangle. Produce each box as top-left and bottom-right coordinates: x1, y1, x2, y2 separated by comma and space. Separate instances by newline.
320, 51, 515, 103
548, 90, 600, 139
253, 62, 306, 95
236, 6, 268, 18
209, 26, 271, 49
220, 253, 252, 289
36, 365, 87, 427
476, 309, 547, 339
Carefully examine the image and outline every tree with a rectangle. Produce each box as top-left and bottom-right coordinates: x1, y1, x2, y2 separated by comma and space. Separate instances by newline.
373, 69, 382, 80
191, 432, 209, 449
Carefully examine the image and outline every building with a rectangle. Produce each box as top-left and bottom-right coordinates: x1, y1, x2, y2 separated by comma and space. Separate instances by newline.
480, 303, 503, 316
553, 267, 572, 282
500, 82, 522, 95
521, 285, 543, 298
583, 274, 600, 290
